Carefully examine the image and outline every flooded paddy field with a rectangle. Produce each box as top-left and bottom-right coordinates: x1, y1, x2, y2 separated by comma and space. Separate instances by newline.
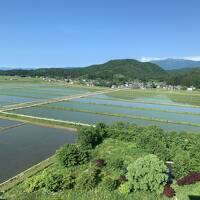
0, 118, 21, 128
11, 104, 200, 133
0, 82, 94, 107
0, 118, 77, 183
45, 101, 200, 124
8, 87, 200, 133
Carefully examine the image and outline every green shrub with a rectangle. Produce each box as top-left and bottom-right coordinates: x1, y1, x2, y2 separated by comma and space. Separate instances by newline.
101, 176, 119, 191
56, 144, 89, 167
118, 182, 132, 194
173, 151, 191, 179
45, 172, 63, 192
61, 173, 76, 189
26, 171, 75, 193
26, 174, 46, 193
44, 172, 75, 192
109, 158, 125, 170
127, 154, 167, 194
78, 123, 107, 149
76, 167, 100, 191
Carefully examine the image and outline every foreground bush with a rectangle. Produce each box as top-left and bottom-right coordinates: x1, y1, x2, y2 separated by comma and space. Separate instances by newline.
78, 123, 107, 149
109, 158, 125, 170
26, 171, 75, 193
45, 172, 63, 192
26, 174, 46, 193
118, 182, 132, 194
127, 154, 167, 194
100, 177, 119, 191
76, 167, 100, 191
56, 144, 89, 167
177, 172, 200, 186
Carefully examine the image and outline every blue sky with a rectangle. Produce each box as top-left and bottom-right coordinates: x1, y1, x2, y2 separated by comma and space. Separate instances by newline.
0, 0, 200, 68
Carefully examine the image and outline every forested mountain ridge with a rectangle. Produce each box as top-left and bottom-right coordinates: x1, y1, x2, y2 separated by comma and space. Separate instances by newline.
0, 59, 167, 81
76, 59, 167, 80
167, 67, 200, 88
0, 59, 200, 88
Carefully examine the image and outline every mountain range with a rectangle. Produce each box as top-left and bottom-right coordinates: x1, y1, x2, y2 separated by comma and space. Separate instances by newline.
0, 59, 200, 88
1, 58, 200, 71
0, 59, 167, 81
151, 58, 200, 70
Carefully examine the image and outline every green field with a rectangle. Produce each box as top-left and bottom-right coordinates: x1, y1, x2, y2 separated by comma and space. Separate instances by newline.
106, 89, 200, 106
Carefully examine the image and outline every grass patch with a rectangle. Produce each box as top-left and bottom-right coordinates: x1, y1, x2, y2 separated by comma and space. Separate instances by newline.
174, 182, 200, 200
107, 89, 200, 106
0, 112, 82, 130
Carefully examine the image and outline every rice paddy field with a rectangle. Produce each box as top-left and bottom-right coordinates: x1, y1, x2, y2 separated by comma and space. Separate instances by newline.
0, 76, 200, 185
0, 118, 77, 183
6, 86, 200, 133
0, 76, 101, 107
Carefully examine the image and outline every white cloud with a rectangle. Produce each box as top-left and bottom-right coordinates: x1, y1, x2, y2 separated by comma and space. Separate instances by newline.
181, 56, 200, 61
140, 56, 200, 62
140, 57, 167, 62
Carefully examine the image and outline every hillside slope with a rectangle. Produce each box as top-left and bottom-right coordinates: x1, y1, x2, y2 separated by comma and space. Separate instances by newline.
76, 59, 167, 80
167, 68, 200, 88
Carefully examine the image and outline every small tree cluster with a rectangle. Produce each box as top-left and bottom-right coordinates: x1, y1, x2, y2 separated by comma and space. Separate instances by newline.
78, 123, 107, 149
56, 144, 89, 167
177, 172, 200, 186
26, 172, 75, 193
108, 123, 200, 179
127, 154, 168, 194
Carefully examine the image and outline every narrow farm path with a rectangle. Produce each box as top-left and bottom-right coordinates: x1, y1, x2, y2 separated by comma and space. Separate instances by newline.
0, 122, 26, 133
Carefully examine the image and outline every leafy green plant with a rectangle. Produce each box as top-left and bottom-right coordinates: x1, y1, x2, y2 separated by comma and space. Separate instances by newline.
56, 144, 89, 167
78, 123, 107, 149
45, 172, 63, 192
61, 173, 76, 189
76, 167, 100, 191
25, 174, 46, 193
173, 150, 191, 179
109, 158, 124, 170
127, 154, 167, 194
118, 182, 132, 194
100, 176, 119, 191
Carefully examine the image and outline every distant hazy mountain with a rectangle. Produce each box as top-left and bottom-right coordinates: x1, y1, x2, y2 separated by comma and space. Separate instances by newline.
0, 66, 34, 70
151, 58, 200, 70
